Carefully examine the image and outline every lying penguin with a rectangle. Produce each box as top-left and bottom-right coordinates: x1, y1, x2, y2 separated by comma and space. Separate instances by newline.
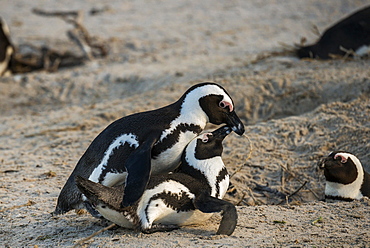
76, 125, 236, 235
296, 6, 370, 59
53, 82, 244, 216
318, 151, 370, 201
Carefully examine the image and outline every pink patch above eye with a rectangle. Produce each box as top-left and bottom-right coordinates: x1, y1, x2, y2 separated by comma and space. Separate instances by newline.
334, 154, 347, 163
202, 133, 212, 142
220, 101, 233, 112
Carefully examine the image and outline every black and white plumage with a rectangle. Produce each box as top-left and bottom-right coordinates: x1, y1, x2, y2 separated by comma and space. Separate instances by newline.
296, 6, 370, 59
53, 82, 244, 216
76, 125, 237, 235
0, 18, 14, 76
318, 151, 370, 201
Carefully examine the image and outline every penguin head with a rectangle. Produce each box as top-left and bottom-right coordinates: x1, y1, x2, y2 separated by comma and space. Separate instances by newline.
318, 151, 362, 184
193, 125, 231, 160
181, 82, 245, 135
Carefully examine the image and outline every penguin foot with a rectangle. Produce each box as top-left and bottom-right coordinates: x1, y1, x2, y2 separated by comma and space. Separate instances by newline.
51, 208, 65, 216
141, 224, 180, 234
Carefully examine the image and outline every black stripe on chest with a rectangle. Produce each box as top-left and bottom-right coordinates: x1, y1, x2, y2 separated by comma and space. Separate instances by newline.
178, 161, 228, 198
145, 190, 196, 216
215, 167, 228, 198
151, 123, 202, 158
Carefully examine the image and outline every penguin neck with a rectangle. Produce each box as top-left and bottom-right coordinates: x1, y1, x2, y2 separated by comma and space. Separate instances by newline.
178, 99, 208, 128
325, 161, 365, 200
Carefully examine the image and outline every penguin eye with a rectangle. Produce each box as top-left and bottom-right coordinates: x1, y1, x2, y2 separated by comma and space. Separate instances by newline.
334, 154, 347, 164
201, 133, 212, 143
219, 100, 233, 112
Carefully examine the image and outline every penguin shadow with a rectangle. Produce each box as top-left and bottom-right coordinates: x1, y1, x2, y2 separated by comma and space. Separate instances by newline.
106, 221, 219, 237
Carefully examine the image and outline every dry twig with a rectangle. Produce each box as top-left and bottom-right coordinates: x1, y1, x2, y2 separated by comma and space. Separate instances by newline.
278, 181, 308, 205
278, 163, 320, 200
0, 200, 36, 213
73, 223, 117, 248
229, 134, 253, 179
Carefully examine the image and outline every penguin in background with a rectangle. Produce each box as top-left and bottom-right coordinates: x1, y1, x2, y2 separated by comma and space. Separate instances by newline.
76, 125, 237, 235
53, 82, 245, 216
0, 18, 14, 76
296, 6, 370, 59
318, 151, 370, 201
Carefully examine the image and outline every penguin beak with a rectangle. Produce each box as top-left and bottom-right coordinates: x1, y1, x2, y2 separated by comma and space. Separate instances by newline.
317, 158, 327, 170
211, 125, 232, 140
226, 111, 245, 136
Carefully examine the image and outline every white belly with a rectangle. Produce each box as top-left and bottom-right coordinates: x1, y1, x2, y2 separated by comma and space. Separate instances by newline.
355, 45, 370, 56
147, 198, 213, 226
96, 204, 134, 229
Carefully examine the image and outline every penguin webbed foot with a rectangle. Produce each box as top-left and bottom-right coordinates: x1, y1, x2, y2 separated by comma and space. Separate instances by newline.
194, 191, 237, 236
51, 208, 66, 216
141, 224, 180, 234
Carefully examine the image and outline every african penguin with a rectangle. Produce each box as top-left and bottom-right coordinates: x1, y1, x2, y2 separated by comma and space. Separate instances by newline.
318, 151, 370, 201
0, 18, 14, 76
296, 6, 370, 59
53, 82, 245, 216
76, 125, 237, 235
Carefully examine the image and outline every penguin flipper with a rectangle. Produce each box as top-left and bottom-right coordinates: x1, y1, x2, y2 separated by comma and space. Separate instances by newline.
121, 133, 159, 208
194, 191, 237, 236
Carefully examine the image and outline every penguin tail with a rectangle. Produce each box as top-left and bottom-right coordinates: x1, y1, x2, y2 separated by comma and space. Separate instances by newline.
75, 176, 125, 211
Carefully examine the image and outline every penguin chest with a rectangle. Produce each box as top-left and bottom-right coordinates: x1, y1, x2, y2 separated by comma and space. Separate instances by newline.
193, 157, 229, 199
325, 181, 363, 200
151, 130, 199, 174
213, 174, 229, 199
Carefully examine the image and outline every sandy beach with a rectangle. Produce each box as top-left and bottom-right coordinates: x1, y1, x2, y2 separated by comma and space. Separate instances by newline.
1, 0, 369, 247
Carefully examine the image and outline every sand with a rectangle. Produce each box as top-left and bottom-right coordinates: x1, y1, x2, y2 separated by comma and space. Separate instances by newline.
1, 0, 369, 247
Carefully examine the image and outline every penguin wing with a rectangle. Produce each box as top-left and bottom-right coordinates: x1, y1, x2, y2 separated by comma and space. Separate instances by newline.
194, 190, 237, 236
121, 132, 159, 207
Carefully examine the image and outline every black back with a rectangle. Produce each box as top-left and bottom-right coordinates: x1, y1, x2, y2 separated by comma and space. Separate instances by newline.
297, 6, 370, 59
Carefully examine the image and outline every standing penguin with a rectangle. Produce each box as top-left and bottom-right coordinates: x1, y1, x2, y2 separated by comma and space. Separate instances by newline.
53, 82, 244, 216
76, 125, 237, 235
318, 151, 370, 201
